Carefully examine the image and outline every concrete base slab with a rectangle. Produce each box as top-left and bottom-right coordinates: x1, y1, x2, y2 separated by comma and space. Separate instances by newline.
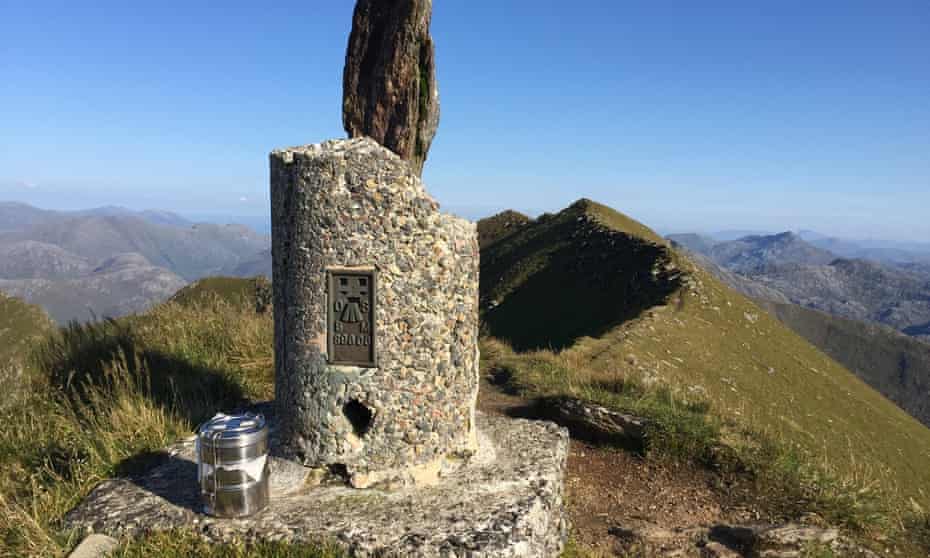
64, 413, 569, 557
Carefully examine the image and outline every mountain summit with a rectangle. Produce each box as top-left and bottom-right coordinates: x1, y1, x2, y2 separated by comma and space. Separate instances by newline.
705, 231, 836, 273
479, 199, 930, 521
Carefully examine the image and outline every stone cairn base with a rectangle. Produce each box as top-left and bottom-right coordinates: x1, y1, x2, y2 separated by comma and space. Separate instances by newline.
64, 412, 569, 557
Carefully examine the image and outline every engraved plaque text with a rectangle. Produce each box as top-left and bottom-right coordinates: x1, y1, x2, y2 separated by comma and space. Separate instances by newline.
327, 269, 377, 367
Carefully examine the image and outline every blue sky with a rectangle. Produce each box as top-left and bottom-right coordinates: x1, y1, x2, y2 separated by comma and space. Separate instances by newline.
1, 1, 928, 240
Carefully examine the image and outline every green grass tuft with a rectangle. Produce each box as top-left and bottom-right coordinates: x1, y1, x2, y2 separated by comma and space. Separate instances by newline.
0, 288, 275, 557
482, 336, 892, 538
169, 275, 271, 313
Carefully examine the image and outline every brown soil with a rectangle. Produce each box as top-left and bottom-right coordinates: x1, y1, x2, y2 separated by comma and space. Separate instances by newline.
477, 378, 759, 557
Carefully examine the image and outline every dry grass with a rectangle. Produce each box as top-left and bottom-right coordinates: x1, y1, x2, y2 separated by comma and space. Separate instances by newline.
0, 355, 187, 556
478, 199, 930, 555
0, 292, 54, 408
0, 294, 283, 557
483, 331, 928, 552
4, 267, 930, 555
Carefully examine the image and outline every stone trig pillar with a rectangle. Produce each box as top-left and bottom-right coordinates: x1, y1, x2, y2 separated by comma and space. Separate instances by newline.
270, 137, 479, 487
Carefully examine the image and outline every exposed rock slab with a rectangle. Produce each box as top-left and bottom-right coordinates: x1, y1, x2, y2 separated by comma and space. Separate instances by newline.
64, 413, 568, 557
343, 0, 439, 175
67, 534, 118, 558
538, 396, 648, 446
614, 521, 877, 558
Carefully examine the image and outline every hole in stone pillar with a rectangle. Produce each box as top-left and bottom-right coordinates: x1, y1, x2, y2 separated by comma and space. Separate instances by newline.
329, 463, 349, 480
344, 399, 373, 437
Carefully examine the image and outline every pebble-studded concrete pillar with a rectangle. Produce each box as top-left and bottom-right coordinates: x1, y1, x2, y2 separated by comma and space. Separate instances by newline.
270, 137, 479, 487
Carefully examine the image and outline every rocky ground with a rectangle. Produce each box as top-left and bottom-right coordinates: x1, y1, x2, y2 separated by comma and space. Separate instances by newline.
477, 378, 877, 557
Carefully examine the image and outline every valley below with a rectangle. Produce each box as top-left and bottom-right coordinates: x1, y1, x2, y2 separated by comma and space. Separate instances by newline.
668, 231, 930, 342
0, 202, 271, 323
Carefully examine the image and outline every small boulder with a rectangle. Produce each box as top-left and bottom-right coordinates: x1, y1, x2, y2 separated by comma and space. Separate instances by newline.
539, 396, 648, 448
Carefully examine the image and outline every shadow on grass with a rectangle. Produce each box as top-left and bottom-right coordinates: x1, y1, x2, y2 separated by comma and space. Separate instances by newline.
114, 449, 174, 479
485, 363, 521, 396
480, 209, 681, 351
36, 318, 248, 429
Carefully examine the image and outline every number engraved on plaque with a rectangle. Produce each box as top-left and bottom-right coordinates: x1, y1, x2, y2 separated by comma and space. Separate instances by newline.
327, 269, 376, 367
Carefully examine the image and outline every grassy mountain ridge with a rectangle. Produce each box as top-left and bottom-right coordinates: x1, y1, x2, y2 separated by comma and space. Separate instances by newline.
1, 271, 928, 554
756, 299, 930, 429
2, 202, 929, 554
480, 200, 930, 514
672, 241, 930, 430
169, 275, 271, 311
480, 199, 680, 351
475, 209, 531, 249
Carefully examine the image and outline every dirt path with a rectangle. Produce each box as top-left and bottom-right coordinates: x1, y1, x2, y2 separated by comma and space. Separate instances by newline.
477, 378, 758, 556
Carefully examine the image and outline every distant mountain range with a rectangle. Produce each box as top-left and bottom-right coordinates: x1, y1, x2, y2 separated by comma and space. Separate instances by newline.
0, 202, 271, 323
686, 226, 930, 265
0, 201, 192, 231
668, 231, 930, 342
704, 231, 836, 273
796, 230, 930, 264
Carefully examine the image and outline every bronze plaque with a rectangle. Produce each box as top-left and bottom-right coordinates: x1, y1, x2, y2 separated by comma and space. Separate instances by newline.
327, 269, 377, 367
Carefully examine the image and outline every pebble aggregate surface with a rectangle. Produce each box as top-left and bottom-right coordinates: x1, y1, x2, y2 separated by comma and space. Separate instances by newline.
270, 138, 480, 483
64, 413, 569, 557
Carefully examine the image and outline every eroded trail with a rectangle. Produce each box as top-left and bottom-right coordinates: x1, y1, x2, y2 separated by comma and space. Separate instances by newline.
478, 378, 785, 557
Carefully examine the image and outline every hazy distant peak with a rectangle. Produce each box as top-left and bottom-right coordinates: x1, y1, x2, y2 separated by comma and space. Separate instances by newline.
738, 231, 798, 243
826, 257, 906, 278
93, 252, 153, 273
0, 201, 39, 209
701, 231, 836, 274
0, 240, 91, 279
0, 201, 191, 232
80, 205, 130, 215
666, 233, 718, 255
138, 209, 190, 227
796, 229, 831, 242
